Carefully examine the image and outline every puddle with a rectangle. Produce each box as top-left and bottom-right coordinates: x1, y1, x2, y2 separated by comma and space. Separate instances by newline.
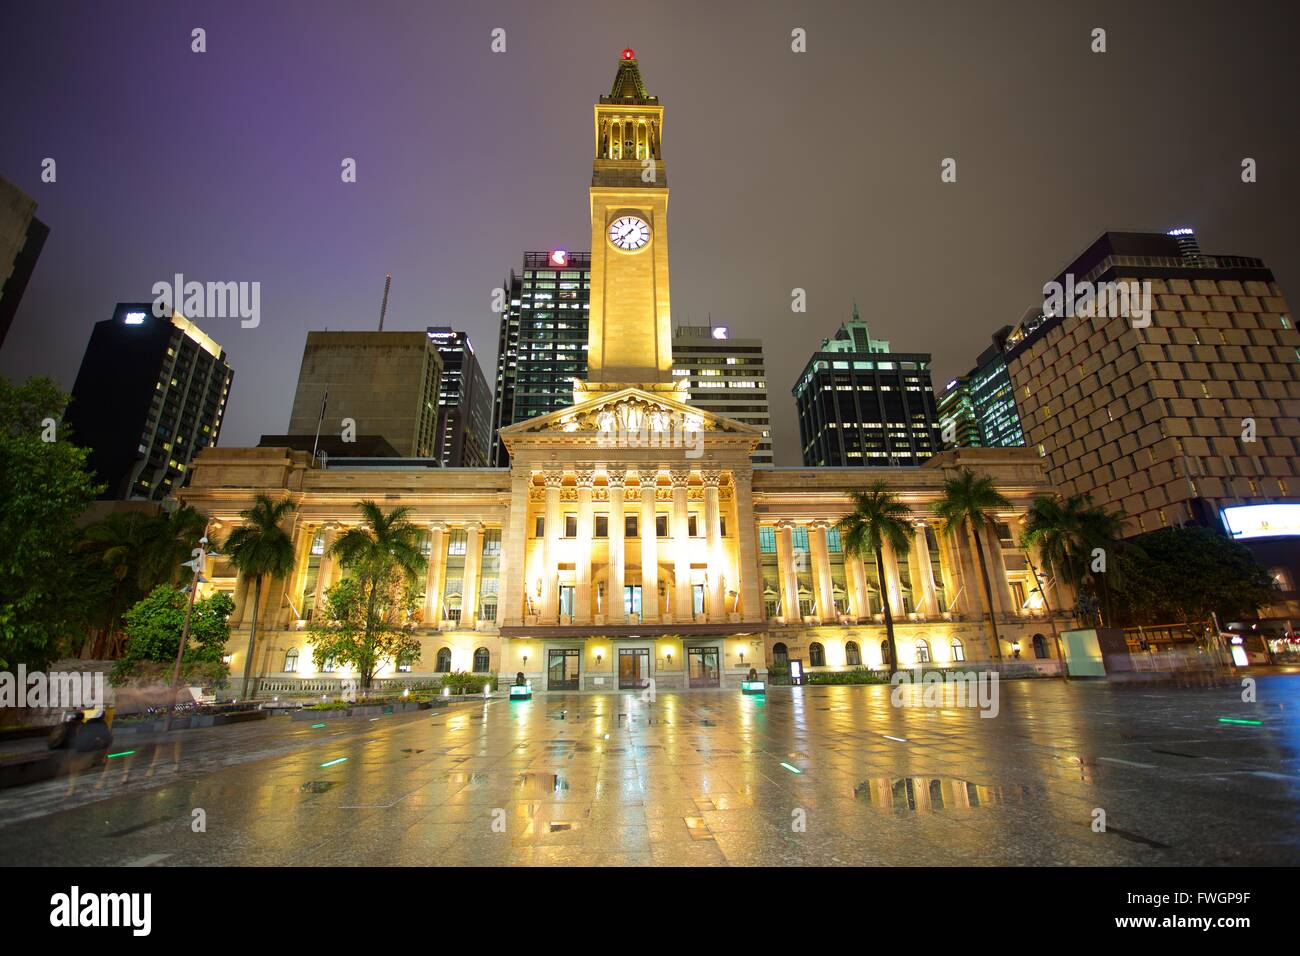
853, 777, 1030, 810
516, 773, 570, 795
299, 781, 337, 793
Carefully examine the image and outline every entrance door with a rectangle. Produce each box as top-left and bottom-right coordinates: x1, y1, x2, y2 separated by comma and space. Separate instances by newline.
618, 647, 650, 689
558, 586, 575, 622
547, 648, 580, 690
623, 585, 642, 623
687, 646, 720, 688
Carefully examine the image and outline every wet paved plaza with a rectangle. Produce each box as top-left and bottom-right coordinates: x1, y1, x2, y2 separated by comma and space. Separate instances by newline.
2, 676, 1299, 866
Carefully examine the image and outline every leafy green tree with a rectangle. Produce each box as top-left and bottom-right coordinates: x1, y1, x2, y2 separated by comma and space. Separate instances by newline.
113, 585, 234, 684
75, 504, 209, 657
934, 468, 1011, 660
307, 574, 421, 692
223, 495, 297, 698
1110, 525, 1275, 628
321, 501, 426, 691
0, 376, 102, 671
836, 481, 912, 675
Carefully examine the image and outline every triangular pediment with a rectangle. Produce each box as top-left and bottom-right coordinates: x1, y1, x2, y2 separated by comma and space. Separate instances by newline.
499, 387, 762, 448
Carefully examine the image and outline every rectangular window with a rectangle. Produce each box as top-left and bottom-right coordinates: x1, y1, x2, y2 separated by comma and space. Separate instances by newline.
595, 515, 608, 538
534, 516, 544, 538
655, 514, 668, 537
688, 514, 699, 537
827, 528, 842, 552
564, 514, 577, 537
759, 526, 776, 553
447, 529, 467, 556
482, 528, 501, 555
792, 526, 810, 552
625, 514, 638, 537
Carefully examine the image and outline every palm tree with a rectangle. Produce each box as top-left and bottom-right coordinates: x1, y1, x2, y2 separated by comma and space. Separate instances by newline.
836, 481, 913, 676
76, 510, 157, 657
1022, 494, 1127, 625
934, 468, 1011, 661
1077, 498, 1128, 626
328, 501, 426, 690
223, 495, 297, 698
140, 504, 210, 589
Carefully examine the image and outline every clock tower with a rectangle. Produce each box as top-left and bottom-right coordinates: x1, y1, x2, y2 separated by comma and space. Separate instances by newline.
580, 49, 677, 400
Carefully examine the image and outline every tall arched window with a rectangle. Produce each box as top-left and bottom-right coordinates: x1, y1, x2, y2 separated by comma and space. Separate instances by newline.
473, 647, 491, 673
809, 642, 826, 667
436, 647, 452, 673
772, 642, 789, 667
845, 641, 862, 666
880, 641, 892, 666
283, 648, 299, 673
1032, 634, 1048, 659
951, 638, 965, 662
915, 639, 931, 664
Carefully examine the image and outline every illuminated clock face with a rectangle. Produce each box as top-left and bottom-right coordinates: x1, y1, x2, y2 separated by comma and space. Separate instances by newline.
608, 215, 650, 251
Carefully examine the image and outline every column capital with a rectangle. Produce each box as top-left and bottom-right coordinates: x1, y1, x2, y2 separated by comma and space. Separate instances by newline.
605, 470, 626, 489
701, 469, 722, 487
428, 520, 447, 533
542, 469, 564, 489
775, 518, 798, 530
808, 519, 833, 531
574, 469, 596, 488
669, 468, 692, 487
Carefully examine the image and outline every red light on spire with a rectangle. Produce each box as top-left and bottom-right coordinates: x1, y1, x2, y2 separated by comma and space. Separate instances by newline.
621, 47, 635, 60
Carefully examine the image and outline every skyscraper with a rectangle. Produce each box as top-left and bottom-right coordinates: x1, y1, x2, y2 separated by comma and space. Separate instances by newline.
427, 327, 492, 467
286, 331, 443, 458
0, 174, 49, 351
1003, 228, 1299, 612
66, 303, 233, 500
672, 324, 772, 465
488, 250, 591, 465
936, 374, 981, 449
793, 307, 941, 466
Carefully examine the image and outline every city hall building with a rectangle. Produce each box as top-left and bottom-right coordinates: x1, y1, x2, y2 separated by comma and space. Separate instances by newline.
182, 50, 1071, 695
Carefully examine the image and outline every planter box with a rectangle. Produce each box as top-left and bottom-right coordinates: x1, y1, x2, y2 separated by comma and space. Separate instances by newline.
0, 748, 106, 790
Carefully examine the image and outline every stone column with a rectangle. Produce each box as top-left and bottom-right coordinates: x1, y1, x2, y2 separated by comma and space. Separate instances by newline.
809, 521, 835, 621
639, 473, 659, 623
702, 470, 725, 621
846, 553, 871, 619
971, 522, 1010, 615
670, 469, 692, 622
287, 521, 314, 620
461, 522, 483, 629
607, 471, 626, 624
881, 537, 906, 618
775, 520, 800, 622
541, 469, 563, 622
731, 468, 763, 622
423, 522, 446, 626
575, 470, 594, 625
312, 523, 339, 618
499, 471, 530, 627
912, 522, 940, 616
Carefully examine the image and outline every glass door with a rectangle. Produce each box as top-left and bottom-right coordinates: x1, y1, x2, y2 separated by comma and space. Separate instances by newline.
687, 646, 720, 688
558, 585, 575, 622
623, 585, 642, 623
547, 649, 580, 690
618, 647, 650, 689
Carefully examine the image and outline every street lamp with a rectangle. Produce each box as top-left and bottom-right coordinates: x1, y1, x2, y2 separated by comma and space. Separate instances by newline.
167, 535, 218, 729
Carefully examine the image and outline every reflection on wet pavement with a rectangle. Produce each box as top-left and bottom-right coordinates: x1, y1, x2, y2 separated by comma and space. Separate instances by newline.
1, 677, 1299, 866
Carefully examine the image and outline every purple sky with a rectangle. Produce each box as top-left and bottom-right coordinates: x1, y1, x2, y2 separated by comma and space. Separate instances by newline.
3, 0, 1298, 465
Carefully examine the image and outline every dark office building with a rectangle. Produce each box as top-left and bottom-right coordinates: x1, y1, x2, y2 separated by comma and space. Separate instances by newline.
66, 303, 233, 500
0, 174, 49, 351
427, 327, 492, 468
793, 309, 941, 466
489, 250, 591, 465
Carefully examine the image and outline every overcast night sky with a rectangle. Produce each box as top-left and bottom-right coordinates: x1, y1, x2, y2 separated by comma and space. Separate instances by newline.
2, 0, 1298, 465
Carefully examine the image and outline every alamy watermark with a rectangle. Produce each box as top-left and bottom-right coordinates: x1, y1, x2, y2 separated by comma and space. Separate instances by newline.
594, 407, 704, 459
0, 666, 105, 710
889, 667, 1000, 718
1042, 275, 1152, 328
152, 272, 260, 328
